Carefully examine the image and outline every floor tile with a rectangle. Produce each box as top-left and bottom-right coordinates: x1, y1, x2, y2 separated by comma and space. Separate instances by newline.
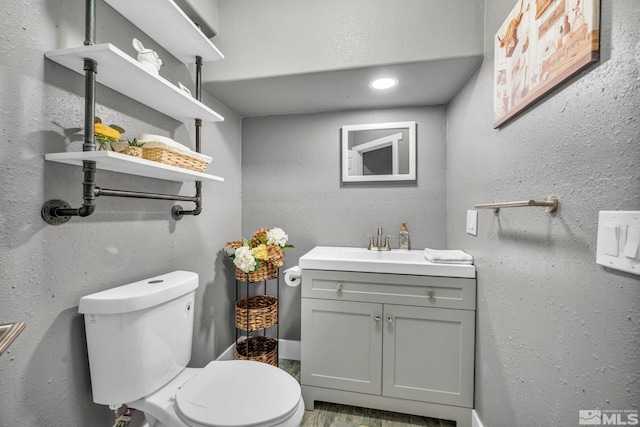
280, 360, 455, 427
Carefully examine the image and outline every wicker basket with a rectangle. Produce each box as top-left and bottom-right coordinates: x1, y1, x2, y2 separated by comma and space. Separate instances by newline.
235, 336, 278, 366
142, 147, 209, 172
235, 295, 278, 331
119, 146, 142, 157
226, 230, 286, 282
235, 262, 278, 282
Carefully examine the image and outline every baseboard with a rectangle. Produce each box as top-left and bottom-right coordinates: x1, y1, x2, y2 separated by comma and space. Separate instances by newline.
472, 410, 484, 427
217, 342, 236, 361
216, 339, 301, 361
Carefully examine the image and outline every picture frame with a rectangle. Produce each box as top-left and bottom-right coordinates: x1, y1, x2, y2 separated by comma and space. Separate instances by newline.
493, 0, 600, 128
341, 121, 416, 183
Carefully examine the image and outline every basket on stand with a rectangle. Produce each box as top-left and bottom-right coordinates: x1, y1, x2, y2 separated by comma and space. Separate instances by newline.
226, 234, 285, 282
235, 295, 278, 331
235, 260, 279, 282
235, 336, 278, 366
227, 227, 291, 367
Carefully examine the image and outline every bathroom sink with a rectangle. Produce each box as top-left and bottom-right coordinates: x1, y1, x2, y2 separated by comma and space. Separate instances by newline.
299, 246, 475, 278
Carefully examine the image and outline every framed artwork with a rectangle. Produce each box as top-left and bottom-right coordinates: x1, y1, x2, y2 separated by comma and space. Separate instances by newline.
493, 0, 600, 128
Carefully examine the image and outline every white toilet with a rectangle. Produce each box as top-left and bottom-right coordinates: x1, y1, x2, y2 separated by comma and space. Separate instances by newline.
78, 271, 304, 427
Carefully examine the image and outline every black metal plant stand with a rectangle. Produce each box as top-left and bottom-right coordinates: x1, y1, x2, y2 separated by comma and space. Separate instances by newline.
235, 270, 280, 366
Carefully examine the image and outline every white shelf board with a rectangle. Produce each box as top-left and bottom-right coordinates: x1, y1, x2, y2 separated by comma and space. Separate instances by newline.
45, 151, 224, 183
45, 44, 224, 123
104, 0, 223, 64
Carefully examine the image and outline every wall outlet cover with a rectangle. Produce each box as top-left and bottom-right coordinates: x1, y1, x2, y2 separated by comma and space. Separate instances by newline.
596, 211, 640, 276
466, 210, 478, 236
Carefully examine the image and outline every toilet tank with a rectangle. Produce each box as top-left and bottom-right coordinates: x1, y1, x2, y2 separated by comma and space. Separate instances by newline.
79, 271, 198, 407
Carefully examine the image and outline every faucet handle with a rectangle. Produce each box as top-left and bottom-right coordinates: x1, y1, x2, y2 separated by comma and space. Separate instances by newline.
384, 235, 397, 250
363, 234, 374, 250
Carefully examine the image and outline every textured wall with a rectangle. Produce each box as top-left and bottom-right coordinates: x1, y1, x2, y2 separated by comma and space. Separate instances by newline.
0, 1, 241, 426
242, 107, 448, 339
447, 0, 640, 425
209, 0, 484, 82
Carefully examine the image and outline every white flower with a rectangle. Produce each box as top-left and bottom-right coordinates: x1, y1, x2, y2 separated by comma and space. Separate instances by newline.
266, 227, 288, 247
233, 246, 256, 273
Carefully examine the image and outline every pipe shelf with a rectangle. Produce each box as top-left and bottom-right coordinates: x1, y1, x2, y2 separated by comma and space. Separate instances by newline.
45, 44, 223, 123
45, 151, 223, 183
104, 0, 224, 64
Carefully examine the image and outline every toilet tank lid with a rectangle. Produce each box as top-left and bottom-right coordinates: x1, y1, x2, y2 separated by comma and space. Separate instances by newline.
79, 271, 199, 315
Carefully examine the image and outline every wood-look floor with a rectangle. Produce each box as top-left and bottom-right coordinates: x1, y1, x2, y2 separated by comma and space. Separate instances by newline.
278, 360, 456, 427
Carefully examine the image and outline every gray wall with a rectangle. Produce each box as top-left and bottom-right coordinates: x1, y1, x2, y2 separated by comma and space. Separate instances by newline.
2, 0, 638, 426
447, 0, 640, 426
0, 1, 241, 426
242, 107, 448, 340
210, 0, 483, 81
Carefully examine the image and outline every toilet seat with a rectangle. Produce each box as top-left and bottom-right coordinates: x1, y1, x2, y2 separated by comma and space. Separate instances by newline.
175, 360, 302, 427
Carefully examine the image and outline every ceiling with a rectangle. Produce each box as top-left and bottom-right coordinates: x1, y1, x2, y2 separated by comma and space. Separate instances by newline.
202, 56, 483, 118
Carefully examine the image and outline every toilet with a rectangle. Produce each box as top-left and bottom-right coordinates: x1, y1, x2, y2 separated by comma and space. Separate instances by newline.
78, 271, 304, 427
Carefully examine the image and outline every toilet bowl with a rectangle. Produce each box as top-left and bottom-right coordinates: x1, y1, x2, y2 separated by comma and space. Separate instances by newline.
132, 360, 304, 427
78, 271, 304, 427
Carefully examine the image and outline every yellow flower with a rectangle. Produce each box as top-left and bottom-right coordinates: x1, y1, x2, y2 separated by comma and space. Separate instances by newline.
94, 122, 121, 141
251, 244, 269, 261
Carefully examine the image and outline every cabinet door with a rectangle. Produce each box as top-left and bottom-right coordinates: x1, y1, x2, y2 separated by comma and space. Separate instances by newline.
382, 305, 475, 408
301, 298, 382, 395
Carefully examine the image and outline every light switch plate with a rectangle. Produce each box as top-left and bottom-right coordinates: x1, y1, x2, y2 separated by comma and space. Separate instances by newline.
596, 211, 640, 275
466, 210, 478, 236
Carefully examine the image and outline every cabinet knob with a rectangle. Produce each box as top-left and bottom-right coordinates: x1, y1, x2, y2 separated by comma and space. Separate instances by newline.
386, 316, 393, 324
336, 283, 343, 292
374, 315, 381, 322
428, 288, 435, 298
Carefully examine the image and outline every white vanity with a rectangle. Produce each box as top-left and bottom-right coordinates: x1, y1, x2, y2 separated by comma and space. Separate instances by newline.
299, 246, 476, 427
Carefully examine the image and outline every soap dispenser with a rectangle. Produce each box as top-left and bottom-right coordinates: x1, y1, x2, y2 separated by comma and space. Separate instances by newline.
399, 223, 410, 250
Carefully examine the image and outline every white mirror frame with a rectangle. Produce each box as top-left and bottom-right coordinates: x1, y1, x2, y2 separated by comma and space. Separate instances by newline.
341, 121, 416, 183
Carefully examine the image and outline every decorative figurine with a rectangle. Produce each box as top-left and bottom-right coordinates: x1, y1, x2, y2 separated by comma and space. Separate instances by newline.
132, 38, 163, 75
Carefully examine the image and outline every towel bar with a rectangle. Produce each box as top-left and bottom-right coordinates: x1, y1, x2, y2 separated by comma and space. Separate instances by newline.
0, 322, 26, 356
475, 196, 558, 213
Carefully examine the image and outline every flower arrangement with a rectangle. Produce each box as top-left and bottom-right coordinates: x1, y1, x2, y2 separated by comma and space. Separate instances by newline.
94, 117, 125, 150
226, 227, 293, 282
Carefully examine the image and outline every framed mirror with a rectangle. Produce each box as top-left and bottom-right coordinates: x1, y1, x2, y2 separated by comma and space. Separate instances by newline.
341, 121, 416, 183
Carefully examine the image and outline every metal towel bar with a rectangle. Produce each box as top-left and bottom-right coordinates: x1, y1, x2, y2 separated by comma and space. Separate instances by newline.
0, 322, 26, 356
475, 196, 558, 213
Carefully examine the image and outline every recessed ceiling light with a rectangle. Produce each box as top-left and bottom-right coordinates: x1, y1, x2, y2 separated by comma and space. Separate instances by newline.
370, 77, 398, 90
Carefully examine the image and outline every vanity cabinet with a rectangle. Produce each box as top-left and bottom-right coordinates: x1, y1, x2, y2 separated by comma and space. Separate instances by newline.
301, 269, 476, 427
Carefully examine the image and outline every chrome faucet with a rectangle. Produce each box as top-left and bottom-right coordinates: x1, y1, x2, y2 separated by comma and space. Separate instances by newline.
364, 227, 396, 251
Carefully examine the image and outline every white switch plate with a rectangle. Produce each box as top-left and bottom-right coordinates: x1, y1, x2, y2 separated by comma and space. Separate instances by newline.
596, 211, 640, 275
466, 210, 478, 236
